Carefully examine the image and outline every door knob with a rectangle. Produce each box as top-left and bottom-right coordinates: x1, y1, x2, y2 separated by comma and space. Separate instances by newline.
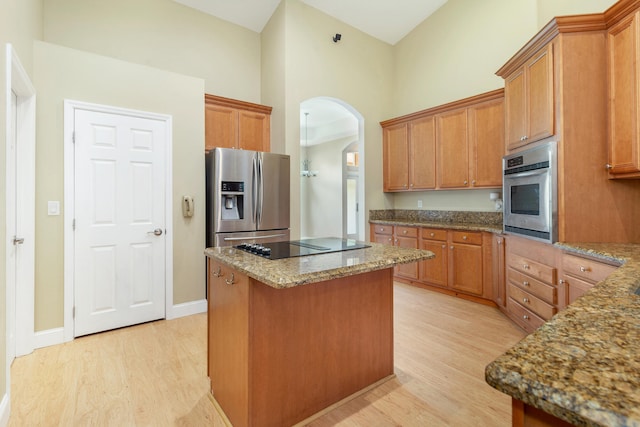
13, 236, 25, 245
148, 228, 163, 236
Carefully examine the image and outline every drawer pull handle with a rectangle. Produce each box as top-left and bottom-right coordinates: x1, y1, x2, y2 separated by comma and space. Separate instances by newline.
225, 273, 235, 285
580, 266, 590, 273
523, 297, 529, 303
212, 266, 222, 278
523, 264, 530, 270
523, 281, 529, 287
523, 315, 530, 320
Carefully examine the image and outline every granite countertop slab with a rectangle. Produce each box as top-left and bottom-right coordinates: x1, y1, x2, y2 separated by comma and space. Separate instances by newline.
486, 242, 640, 427
369, 209, 503, 233
204, 241, 434, 289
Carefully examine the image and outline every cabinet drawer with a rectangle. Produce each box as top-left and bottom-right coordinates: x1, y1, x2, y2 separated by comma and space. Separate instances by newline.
451, 231, 482, 245
507, 268, 556, 304
507, 297, 546, 331
508, 283, 557, 320
507, 253, 556, 285
421, 228, 447, 241
374, 225, 393, 235
395, 226, 418, 238
561, 253, 618, 284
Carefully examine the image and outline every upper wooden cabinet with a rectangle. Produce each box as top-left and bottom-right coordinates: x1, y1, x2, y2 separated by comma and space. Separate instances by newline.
382, 116, 436, 191
606, 9, 640, 177
204, 94, 272, 152
381, 89, 504, 192
503, 45, 555, 150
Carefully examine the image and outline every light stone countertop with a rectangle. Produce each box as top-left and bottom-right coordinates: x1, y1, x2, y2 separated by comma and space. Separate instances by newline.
204, 241, 434, 289
486, 242, 640, 427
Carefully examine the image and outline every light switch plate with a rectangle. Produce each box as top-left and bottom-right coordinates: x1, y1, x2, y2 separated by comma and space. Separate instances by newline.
48, 201, 60, 216
417, 200, 423, 208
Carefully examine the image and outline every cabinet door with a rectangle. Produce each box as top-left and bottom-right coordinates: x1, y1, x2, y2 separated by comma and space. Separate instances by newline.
383, 123, 409, 191
437, 108, 469, 188
505, 68, 527, 150
492, 235, 506, 308
208, 264, 249, 427
526, 44, 554, 143
469, 99, 504, 187
419, 239, 448, 288
449, 243, 483, 295
409, 116, 436, 189
205, 104, 237, 151
395, 235, 419, 279
238, 110, 270, 152
607, 12, 640, 177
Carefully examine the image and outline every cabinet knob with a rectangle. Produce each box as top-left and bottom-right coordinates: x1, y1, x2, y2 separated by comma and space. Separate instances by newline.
523, 264, 530, 270
212, 266, 222, 278
430, 232, 435, 237
463, 180, 468, 185
472, 179, 476, 185
520, 136, 528, 141
559, 279, 565, 285
523, 297, 529, 303
580, 266, 590, 273
410, 183, 414, 187
497, 240, 502, 245
380, 228, 384, 232
403, 230, 407, 234
462, 235, 467, 240
523, 281, 529, 287
441, 244, 446, 249
523, 315, 530, 320
605, 164, 613, 170
450, 246, 454, 250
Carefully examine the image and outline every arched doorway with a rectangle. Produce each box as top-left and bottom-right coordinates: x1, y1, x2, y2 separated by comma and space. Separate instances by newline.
299, 97, 364, 241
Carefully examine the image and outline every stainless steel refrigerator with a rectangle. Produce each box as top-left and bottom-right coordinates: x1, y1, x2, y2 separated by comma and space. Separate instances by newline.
206, 148, 290, 247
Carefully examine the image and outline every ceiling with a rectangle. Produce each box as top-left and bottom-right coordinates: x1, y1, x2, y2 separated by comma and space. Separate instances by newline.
173, 0, 448, 46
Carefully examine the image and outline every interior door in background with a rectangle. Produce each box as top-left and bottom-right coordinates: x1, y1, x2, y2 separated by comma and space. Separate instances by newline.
73, 108, 167, 337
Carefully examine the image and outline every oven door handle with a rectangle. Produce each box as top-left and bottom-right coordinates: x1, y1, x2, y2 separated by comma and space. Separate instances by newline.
505, 168, 548, 179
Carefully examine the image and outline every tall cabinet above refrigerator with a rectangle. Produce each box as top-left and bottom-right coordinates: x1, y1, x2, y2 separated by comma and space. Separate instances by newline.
206, 148, 290, 247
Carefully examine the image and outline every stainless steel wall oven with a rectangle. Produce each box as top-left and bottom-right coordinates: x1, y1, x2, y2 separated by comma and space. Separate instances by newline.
503, 141, 557, 243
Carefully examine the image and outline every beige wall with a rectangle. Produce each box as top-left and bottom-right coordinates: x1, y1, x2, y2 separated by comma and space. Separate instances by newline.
0, 0, 43, 404
263, 0, 395, 239
43, 0, 262, 102
390, 0, 618, 212
33, 41, 205, 330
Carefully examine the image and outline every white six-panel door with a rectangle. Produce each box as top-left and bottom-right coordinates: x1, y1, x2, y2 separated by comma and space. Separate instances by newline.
73, 108, 167, 337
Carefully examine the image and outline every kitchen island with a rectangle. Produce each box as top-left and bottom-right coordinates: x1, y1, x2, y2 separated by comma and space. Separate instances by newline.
204, 241, 433, 427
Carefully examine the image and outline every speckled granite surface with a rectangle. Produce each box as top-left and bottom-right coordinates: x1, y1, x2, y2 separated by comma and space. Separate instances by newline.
204, 241, 434, 289
369, 209, 503, 233
486, 242, 640, 427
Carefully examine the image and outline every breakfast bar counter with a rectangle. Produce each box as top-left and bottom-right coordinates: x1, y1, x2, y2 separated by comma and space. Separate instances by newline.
486, 243, 640, 427
204, 241, 433, 427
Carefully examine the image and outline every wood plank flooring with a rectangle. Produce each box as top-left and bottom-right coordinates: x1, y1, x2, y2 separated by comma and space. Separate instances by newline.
8, 283, 525, 426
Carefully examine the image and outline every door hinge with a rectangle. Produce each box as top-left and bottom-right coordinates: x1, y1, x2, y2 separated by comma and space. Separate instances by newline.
72, 306, 75, 319
72, 218, 76, 230
72, 131, 75, 144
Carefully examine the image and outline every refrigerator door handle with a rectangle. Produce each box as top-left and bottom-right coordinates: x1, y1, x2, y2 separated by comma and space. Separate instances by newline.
252, 155, 259, 225
257, 154, 264, 226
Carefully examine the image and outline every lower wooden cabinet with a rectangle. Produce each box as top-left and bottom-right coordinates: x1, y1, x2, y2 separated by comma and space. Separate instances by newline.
372, 224, 493, 303
559, 252, 618, 307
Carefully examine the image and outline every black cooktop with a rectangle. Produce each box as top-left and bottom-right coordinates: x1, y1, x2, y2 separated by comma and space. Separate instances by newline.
235, 237, 370, 260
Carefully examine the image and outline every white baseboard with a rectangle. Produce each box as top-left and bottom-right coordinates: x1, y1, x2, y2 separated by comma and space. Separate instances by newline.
31, 300, 207, 351
169, 299, 207, 319
0, 392, 10, 427
34, 327, 65, 349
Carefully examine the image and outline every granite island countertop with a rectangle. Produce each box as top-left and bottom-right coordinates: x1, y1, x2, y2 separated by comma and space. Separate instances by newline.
204, 241, 434, 289
486, 242, 640, 427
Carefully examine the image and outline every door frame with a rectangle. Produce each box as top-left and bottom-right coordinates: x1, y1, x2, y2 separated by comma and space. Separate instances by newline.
63, 100, 173, 342
5, 43, 36, 361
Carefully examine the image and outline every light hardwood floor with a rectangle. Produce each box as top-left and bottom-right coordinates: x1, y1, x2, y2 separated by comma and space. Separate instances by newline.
8, 283, 525, 426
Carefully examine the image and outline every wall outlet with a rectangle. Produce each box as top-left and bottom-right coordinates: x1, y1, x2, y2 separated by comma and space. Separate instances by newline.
417, 200, 423, 208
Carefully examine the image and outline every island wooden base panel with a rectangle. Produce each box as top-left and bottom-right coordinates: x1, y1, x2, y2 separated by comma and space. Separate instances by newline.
512, 399, 574, 427
208, 263, 395, 427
